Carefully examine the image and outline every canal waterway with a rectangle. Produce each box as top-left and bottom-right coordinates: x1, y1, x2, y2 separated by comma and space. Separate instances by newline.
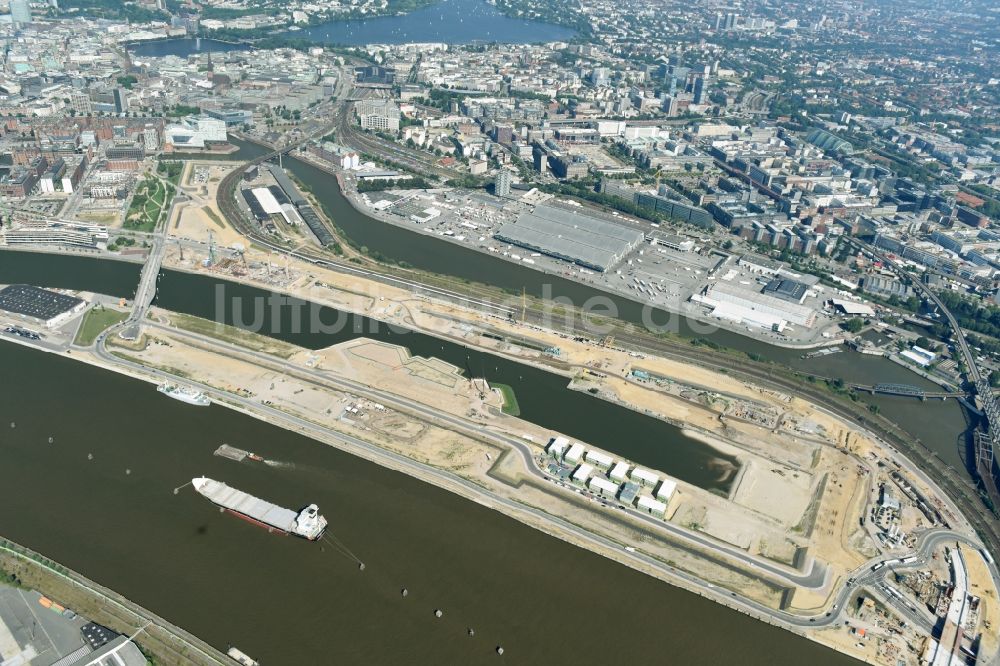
0, 135, 972, 473
154, 268, 738, 493
228, 138, 975, 472
0, 341, 860, 665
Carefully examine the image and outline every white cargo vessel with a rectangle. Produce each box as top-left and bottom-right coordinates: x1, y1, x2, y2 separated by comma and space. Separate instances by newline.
157, 383, 211, 406
192, 477, 327, 540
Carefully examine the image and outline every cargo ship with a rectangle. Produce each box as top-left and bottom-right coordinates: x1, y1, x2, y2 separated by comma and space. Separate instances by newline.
191, 477, 327, 540
157, 383, 211, 406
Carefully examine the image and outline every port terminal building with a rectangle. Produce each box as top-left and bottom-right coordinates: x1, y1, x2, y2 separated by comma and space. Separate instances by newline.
0, 284, 85, 327
494, 203, 644, 272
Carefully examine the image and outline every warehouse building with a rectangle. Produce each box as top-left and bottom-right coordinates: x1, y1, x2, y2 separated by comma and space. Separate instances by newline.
693, 281, 817, 330
494, 204, 644, 272
763, 278, 809, 304
0, 284, 85, 328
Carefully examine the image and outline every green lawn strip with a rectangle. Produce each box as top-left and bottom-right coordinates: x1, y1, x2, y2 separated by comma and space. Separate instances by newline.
73, 307, 128, 346
492, 382, 521, 416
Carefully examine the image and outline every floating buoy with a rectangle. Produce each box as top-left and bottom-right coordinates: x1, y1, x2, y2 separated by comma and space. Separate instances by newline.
434, 609, 443, 618
497, 646, 504, 655
125, 469, 131, 475
401, 588, 408, 597
9, 422, 14, 428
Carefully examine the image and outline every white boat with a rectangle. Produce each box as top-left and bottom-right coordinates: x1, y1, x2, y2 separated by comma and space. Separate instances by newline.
157, 383, 210, 406
192, 477, 327, 540
227, 647, 259, 666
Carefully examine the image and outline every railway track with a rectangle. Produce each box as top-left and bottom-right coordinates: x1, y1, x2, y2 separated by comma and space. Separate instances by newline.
214, 133, 1000, 559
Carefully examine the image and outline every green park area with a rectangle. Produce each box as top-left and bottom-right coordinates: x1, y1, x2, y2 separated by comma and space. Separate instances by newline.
73, 307, 128, 346
125, 174, 175, 232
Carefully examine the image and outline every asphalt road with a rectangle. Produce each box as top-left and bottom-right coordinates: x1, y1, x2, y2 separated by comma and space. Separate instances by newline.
135, 318, 828, 589
89, 325, 994, 634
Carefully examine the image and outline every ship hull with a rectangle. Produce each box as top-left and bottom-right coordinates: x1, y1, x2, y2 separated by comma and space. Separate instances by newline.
157, 384, 210, 406
192, 477, 327, 540
224, 507, 290, 535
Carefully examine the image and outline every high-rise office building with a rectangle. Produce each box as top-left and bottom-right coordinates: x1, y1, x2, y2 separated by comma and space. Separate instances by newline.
495, 168, 512, 197
662, 95, 678, 117
112, 88, 129, 114
693, 77, 706, 105
724, 12, 737, 30
10, 0, 31, 25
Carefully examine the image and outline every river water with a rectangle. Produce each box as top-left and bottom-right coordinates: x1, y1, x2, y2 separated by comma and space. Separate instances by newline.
0, 134, 965, 664
0, 342, 859, 665
229, 138, 974, 473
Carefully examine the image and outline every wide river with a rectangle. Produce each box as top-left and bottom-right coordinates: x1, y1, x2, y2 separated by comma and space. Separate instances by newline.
0, 135, 966, 663
0, 331, 860, 664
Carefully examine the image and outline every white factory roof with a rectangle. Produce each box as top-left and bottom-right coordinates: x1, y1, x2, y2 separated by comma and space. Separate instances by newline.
584, 450, 614, 468
630, 468, 659, 486
901, 346, 936, 367
495, 203, 643, 272
655, 478, 677, 502
703, 298, 787, 331
251, 187, 283, 215
588, 476, 620, 495
609, 461, 630, 481
830, 298, 874, 316
636, 495, 667, 516
564, 442, 585, 463
571, 463, 594, 483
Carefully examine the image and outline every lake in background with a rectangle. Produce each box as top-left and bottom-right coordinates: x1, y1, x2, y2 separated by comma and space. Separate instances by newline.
288, 0, 575, 45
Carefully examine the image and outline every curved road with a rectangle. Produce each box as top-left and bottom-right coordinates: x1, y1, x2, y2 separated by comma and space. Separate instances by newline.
87, 324, 996, 637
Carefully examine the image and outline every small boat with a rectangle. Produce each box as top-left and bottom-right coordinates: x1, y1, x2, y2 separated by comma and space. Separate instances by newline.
157, 383, 210, 406
227, 647, 259, 666
247, 452, 264, 462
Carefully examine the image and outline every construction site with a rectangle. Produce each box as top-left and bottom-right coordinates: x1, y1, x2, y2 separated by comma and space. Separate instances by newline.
40, 157, 997, 666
